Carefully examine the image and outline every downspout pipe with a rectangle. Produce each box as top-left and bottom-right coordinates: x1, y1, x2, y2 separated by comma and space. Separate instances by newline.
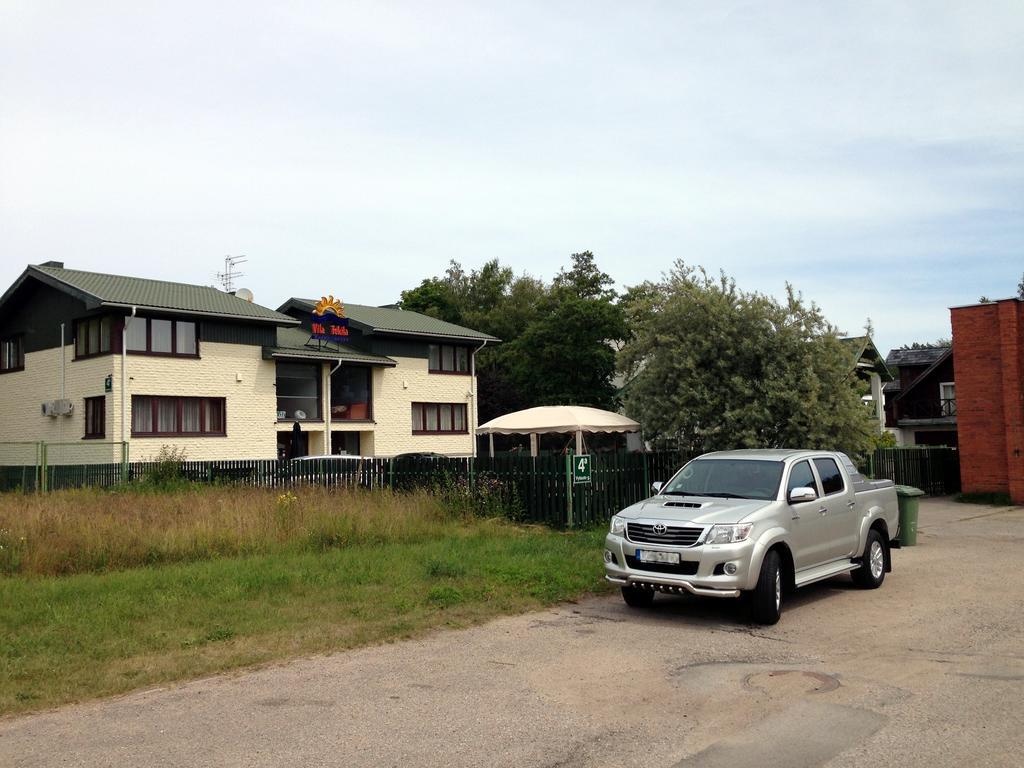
121, 307, 137, 444
59, 323, 65, 402
470, 340, 489, 458
59, 323, 65, 443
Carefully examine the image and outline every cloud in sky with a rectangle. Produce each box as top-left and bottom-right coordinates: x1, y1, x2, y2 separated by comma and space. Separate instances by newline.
1, 0, 1021, 355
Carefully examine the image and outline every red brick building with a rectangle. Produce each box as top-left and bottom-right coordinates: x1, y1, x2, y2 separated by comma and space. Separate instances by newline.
950, 298, 1024, 503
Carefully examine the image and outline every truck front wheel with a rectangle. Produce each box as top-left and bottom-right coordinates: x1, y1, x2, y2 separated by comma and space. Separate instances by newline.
749, 550, 782, 625
621, 585, 655, 608
852, 529, 886, 589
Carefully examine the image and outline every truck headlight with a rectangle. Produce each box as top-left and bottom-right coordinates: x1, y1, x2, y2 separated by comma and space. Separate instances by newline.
610, 516, 626, 535
706, 523, 753, 545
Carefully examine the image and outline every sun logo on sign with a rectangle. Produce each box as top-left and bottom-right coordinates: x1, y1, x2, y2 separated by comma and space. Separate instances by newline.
313, 295, 345, 317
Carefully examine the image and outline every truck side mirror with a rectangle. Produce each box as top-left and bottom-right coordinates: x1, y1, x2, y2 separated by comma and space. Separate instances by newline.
651, 481, 663, 494
789, 486, 817, 504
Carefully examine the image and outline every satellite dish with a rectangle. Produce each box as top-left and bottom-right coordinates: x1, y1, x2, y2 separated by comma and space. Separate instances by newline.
235, 287, 254, 303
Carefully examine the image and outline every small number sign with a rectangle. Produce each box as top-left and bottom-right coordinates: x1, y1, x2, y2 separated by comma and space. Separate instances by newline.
573, 454, 592, 484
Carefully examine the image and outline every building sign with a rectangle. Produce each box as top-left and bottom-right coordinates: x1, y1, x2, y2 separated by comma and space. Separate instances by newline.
104, 375, 113, 393
311, 295, 350, 343
573, 454, 592, 484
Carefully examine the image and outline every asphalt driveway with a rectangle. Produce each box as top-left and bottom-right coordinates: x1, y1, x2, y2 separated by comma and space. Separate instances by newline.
2, 498, 1023, 767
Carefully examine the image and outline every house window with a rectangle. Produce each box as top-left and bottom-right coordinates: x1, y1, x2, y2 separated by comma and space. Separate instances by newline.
84, 396, 106, 439
125, 317, 199, 357
131, 396, 225, 436
939, 382, 956, 416
330, 365, 372, 420
0, 335, 24, 372
276, 362, 322, 421
427, 344, 470, 374
74, 317, 114, 358
411, 402, 468, 434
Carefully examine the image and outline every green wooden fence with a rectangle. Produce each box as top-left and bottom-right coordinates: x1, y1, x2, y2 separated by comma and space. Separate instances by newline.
868, 447, 960, 495
0, 448, 693, 527
0, 446, 962, 525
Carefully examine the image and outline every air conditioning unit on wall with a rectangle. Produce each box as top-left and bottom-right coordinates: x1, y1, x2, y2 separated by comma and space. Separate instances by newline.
41, 400, 74, 417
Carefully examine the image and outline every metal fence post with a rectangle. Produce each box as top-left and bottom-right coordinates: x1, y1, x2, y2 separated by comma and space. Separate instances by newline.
565, 451, 574, 528
34, 441, 43, 493
39, 441, 48, 493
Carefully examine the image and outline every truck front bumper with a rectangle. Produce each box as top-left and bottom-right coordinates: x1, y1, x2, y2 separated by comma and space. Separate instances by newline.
604, 532, 757, 598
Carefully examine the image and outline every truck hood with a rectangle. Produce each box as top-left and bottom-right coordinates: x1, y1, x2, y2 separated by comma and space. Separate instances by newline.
615, 496, 772, 525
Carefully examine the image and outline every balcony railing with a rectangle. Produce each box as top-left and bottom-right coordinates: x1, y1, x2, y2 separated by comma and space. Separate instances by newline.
898, 398, 957, 420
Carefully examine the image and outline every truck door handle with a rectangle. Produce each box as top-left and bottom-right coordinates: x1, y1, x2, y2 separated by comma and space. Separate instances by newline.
818, 507, 828, 515
847, 500, 856, 509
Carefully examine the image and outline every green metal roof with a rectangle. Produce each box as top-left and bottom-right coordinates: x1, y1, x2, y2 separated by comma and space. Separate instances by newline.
283, 299, 499, 342
20, 265, 298, 325
265, 326, 396, 365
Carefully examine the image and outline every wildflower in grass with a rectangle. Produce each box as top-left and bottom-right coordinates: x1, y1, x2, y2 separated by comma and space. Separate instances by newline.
274, 491, 299, 534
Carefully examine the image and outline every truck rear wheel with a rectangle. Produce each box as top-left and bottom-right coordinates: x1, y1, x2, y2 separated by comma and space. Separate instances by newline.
621, 585, 655, 608
852, 529, 886, 589
750, 550, 782, 625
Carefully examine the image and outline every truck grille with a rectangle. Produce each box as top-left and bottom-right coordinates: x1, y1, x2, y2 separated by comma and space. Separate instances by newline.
624, 555, 699, 576
626, 523, 705, 546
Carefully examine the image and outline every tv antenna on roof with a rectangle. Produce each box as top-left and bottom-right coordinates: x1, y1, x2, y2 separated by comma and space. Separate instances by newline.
216, 255, 247, 292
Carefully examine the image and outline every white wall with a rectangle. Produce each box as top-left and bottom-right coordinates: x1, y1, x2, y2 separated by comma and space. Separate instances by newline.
0, 345, 119, 462
1, 344, 480, 461
360, 356, 476, 456
124, 341, 279, 461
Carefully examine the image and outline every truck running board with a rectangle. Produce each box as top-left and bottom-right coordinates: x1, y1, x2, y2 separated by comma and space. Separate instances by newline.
794, 561, 861, 589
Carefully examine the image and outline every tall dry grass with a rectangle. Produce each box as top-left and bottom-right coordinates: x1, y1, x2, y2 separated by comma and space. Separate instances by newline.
0, 486, 487, 576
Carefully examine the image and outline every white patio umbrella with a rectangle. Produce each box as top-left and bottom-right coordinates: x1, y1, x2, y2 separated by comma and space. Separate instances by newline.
476, 405, 641, 457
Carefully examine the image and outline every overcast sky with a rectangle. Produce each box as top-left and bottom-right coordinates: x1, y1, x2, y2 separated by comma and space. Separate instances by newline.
2, 1, 1021, 356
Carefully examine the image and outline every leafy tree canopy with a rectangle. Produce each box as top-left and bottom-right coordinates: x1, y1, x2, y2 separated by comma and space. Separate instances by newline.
399, 252, 625, 421
619, 261, 876, 460
897, 339, 951, 350
508, 252, 625, 410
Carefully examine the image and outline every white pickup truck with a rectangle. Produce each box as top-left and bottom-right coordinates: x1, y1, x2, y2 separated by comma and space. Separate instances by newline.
603, 449, 899, 624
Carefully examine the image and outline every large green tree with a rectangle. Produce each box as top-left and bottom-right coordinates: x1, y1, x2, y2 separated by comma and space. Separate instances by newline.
619, 261, 876, 460
399, 252, 625, 421
507, 252, 625, 409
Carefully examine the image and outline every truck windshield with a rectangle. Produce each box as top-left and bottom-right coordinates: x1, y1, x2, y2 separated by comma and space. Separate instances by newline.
662, 459, 784, 501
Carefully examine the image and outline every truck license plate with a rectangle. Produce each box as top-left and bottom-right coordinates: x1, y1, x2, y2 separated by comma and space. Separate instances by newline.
637, 549, 680, 564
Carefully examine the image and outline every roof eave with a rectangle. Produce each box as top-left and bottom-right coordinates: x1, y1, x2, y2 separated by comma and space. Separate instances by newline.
0, 267, 106, 316
99, 302, 300, 325
369, 328, 500, 343
265, 349, 397, 367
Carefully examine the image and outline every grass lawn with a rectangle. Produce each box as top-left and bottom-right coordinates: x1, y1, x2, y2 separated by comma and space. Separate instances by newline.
0, 486, 610, 716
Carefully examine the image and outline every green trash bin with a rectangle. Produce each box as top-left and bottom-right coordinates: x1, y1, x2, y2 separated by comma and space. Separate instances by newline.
895, 485, 925, 546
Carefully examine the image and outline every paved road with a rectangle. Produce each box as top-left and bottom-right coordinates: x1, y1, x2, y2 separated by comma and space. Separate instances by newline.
2, 498, 1023, 767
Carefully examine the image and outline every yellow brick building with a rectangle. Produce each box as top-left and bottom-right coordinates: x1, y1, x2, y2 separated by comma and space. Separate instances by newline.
0, 263, 496, 461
